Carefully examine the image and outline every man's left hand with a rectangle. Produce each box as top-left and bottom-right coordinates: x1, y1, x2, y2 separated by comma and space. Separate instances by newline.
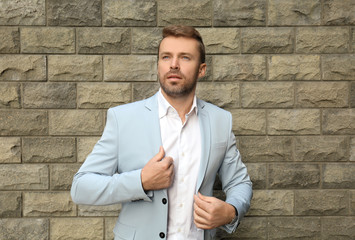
193, 192, 236, 229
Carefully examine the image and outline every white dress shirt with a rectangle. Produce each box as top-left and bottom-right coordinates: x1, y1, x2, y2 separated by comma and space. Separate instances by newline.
158, 90, 203, 240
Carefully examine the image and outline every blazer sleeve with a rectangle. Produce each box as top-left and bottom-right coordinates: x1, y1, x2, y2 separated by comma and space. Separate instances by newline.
218, 112, 253, 233
71, 108, 152, 205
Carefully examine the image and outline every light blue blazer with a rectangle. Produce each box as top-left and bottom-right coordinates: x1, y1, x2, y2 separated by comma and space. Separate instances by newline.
71, 93, 252, 240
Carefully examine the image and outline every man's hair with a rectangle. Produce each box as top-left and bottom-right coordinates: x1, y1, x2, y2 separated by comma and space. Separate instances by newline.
158, 25, 206, 64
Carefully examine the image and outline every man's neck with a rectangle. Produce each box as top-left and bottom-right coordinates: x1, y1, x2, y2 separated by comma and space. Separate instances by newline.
161, 90, 195, 123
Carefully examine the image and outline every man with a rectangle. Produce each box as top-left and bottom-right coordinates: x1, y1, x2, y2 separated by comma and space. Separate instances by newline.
71, 25, 252, 240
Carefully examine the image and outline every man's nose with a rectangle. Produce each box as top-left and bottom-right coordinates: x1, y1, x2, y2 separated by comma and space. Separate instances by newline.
170, 57, 179, 69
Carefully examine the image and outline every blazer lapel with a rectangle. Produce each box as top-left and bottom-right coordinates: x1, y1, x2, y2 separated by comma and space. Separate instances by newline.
196, 99, 211, 192
144, 93, 163, 154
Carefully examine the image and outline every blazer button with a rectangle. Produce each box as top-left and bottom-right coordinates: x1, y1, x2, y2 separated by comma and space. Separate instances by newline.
159, 232, 165, 238
162, 198, 167, 204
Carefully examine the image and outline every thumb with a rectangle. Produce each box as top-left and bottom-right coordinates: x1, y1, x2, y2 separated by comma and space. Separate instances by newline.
198, 192, 211, 202
152, 146, 165, 162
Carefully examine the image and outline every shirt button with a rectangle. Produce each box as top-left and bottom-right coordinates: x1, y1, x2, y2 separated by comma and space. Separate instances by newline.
159, 232, 165, 238
162, 198, 167, 204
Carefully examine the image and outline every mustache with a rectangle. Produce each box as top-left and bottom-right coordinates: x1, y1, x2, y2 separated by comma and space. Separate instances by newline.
164, 70, 184, 79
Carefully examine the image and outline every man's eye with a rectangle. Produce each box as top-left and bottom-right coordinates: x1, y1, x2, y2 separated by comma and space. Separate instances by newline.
162, 56, 169, 59
182, 56, 190, 60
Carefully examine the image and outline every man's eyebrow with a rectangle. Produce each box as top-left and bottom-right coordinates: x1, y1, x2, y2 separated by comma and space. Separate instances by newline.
159, 51, 193, 56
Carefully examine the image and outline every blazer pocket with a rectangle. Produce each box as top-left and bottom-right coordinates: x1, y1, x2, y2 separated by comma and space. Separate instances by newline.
114, 222, 136, 240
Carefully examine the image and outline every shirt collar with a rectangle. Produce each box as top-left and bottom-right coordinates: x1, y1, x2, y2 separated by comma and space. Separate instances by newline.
158, 88, 198, 119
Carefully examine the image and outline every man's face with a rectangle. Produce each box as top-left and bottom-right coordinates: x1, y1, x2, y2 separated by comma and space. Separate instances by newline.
158, 36, 206, 98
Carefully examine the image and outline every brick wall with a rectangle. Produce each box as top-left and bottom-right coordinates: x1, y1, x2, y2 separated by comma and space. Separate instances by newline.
0, 0, 354, 239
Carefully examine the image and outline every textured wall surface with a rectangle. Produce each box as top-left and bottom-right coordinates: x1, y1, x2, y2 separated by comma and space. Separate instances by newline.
0, 0, 354, 239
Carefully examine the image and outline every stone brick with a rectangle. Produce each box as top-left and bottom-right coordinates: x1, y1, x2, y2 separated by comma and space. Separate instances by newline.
0, 83, 20, 108
21, 27, 75, 53
216, 217, 267, 239
231, 110, 266, 135
22, 137, 76, 163
351, 82, 355, 107
239, 136, 293, 162
0, 55, 46, 81
196, 82, 240, 108
295, 136, 348, 162
0, 219, 48, 240
23, 83, 76, 109
78, 28, 130, 54
23, 192, 76, 217
104, 0, 156, 26
78, 204, 121, 216
77, 137, 101, 163
351, 137, 355, 162
132, 28, 162, 54
104, 55, 157, 81
105, 217, 117, 240
48, 55, 102, 81
353, 28, 355, 53
323, 164, 355, 189
269, 164, 320, 189
0, 110, 48, 136
296, 27, 349, 53
322, 217, 355, 240
198, 28, 240, 54
295, 190, 348, 215
268, 0, 321, 26
322, 55, 355, 80
213, 0, 266, 26
241, 27, 294, 53
0, 192, 21, 217
351, 191, 355, 214
0, 27, 20, 53
158, 0, 212, 26
324, 0, 355, 25
132, 83, 160, 101
268, 217, 321, 239
268, 109, 320, 135
323, 109, 355, 134
245, 163, 266, 189
78, 83, 131, 108
248, 190, 294, 216
268, 55, 320, 80
51, 218, 103, 240
48, 0, 101, 26
213, 55, 266, 81
296, 82, 348, 108
0, 137, 21, 163
0, 0, 45, 25
241, 82, 294, 108
50, 164, 80, 190
0, 164, 48, 190
49, 110, 104, 135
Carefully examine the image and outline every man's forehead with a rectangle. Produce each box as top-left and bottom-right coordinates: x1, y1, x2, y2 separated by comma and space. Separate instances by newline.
159, 36, 199, 54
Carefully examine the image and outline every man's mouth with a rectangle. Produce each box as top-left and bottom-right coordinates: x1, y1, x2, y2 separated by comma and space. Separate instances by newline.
167, 74, 182, 79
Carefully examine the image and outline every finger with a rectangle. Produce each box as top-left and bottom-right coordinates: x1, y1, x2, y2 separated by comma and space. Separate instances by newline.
151, 146, 165, 162
198, 192, 213, 203
160, 156, 174, 168
194, 194, 210, 213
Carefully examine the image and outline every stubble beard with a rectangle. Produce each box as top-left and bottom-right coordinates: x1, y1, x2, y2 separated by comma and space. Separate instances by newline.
159, 69, 199, 98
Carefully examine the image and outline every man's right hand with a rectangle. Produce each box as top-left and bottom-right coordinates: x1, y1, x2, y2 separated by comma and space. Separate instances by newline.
141, 146, 174, 191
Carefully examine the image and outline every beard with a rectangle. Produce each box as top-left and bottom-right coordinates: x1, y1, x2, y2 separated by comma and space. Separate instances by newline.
159, 69, 199, 98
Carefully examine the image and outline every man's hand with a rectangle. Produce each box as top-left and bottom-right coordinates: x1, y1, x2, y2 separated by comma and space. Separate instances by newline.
141, 146, 174, 191
193, 192, 236, 229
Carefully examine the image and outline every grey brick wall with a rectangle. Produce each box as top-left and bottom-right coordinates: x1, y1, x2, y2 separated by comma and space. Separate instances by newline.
0, 0, 354, 239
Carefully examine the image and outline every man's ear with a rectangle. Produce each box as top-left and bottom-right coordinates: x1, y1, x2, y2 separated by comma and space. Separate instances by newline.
198, 63, 207, 78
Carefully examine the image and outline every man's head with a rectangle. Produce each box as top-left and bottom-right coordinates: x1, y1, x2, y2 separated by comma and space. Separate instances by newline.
158, 25, 206, 99
159, 25, 206, 64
